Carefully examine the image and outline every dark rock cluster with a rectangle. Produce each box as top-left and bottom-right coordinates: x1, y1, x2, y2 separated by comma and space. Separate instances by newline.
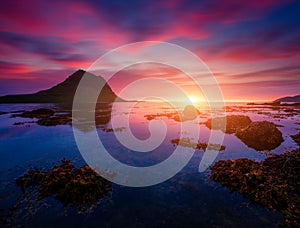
210, 148, 300, 226
15, 159, 112, 211
205, 115, 283, 151
205, 115, 252, 134
235, 121, 283, 151
12, 108, 72, 126
291, 132, 300, 146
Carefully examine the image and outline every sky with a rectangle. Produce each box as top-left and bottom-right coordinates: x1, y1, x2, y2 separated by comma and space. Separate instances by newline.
0, 0, 299, 101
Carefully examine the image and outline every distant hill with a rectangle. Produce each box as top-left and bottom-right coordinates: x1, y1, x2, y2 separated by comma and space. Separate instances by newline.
0, 70, 125, 103
274, 95, 300, 102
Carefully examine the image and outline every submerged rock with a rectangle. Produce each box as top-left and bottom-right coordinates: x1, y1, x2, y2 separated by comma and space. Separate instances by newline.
291, 132, 300, 146
36, 114, 72, 126
144, 105, 200, 122
10, 108, 73, 126
210, 149, 300, 226
205, 115, 252, 134
171, 138, 225, 151
235, 121, 283, 151
15, 159, 112, 212
144, 112, 178, 121
12, 108, 55, 118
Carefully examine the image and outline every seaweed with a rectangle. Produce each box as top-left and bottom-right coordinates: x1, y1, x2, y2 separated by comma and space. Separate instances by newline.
36, 114, 72, 126
205, 115, 283, 151
144, 112, 179, 121
10, 108, 73, 126
205, 115, 252, 134
11, 108, 55, 118
101, 127, 126, 133
171, 138, 226, 151
210, 149, 300, 226
235, 121, 283, 151
145, 105, 200, 122
15, 159, 112, 213
291, 132, 300, 147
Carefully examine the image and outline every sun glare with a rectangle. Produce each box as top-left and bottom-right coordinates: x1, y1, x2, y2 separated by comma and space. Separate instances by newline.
188, 96, 200, 104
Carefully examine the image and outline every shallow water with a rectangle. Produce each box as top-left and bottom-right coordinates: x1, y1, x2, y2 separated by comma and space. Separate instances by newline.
0, 102, 299, 227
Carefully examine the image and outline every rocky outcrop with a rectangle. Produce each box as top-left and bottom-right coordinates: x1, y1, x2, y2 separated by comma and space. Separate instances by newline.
235, 121, 284, 151
205, 115, 283, 150
205, 115, 252, 134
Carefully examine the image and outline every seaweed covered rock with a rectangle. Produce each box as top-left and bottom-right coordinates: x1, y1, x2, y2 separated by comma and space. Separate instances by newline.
36, 114, 72, 126
13, 108, 55, 118
181, 105, 201, 121
205, 115, 283, 151
173, 105, 200, 122
171, 138, 226, 151
144, 106, 200, 122
291, 132, 300, 146
205, 115, 252, 134
235, 121, 283, 150
15, 159, 112, 211
10, 108, 73, 126
144, 112, 178, 121
210, 149, 300, 226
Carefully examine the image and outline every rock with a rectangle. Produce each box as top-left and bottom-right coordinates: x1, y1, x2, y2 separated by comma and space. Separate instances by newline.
36, 114, 72, 126
13, 108, 55, 118
210, 149, 300, 227
182, 105, 200, 120
171, 138, 225, 151
174, 105, 200, 122
205, 115, 252, 134
15, 159, 112, 213
101, 127, 126, 133
291, 132, 300, 146
205, 115, 283, 151
144, 112, 178, 121
235, 121, 283, 150
144, 106, 199, 122
13, 121, 35, 125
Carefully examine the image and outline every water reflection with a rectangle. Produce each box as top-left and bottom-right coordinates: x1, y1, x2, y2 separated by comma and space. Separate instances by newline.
72, 102, 113, 132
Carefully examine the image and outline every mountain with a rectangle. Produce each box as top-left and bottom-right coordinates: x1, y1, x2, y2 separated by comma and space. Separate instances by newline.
0, 70, 124, 103
274, 95, 300, 102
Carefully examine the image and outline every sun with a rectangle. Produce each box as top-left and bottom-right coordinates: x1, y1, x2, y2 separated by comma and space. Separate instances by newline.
188, 96, 201, 104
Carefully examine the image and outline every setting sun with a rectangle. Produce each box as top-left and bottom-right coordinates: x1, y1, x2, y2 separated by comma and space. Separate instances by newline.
188, 96, 201, 104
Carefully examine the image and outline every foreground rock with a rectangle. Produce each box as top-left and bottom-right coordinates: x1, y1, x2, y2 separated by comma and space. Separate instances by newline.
205, 115, 252, 134
235, 121, 283, 151
15, 159, 112, 212
210, 149, 300, 226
